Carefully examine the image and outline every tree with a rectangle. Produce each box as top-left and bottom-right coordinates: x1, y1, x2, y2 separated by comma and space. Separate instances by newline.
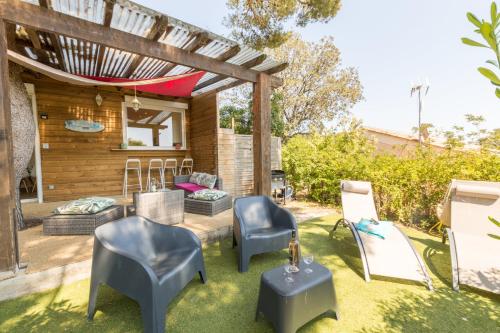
444, 126, 466, 149
481, 128, 500, 150
219, 88, 285, 137
488, 216, 500, 240
219, 35, 362, 141
462, 1, 500, 99
442, 114, 499, 151
128, 138, 146, 146
269, 34, 362, 140
219, 104, 252, 134
412, 123, 435, 143
224, 0, 341, 49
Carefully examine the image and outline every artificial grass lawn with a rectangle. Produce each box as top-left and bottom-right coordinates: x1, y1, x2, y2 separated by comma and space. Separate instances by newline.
1, 215, 499, 332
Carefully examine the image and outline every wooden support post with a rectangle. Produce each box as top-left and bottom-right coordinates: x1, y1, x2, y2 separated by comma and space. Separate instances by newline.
0, 20, 18, 273
252, 73, 272, 196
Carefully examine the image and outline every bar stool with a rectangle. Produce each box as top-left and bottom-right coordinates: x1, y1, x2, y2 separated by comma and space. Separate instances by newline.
123, 159, 142, 197
179, 158, 193, 175
147, 159, 164, 192
163, 158, 178, 188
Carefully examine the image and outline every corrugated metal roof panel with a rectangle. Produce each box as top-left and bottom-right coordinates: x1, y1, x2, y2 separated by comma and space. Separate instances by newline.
111, 2, 155, 37
192, 77, 238, 96
50, 0, 105, 24
19, 0, 286, 95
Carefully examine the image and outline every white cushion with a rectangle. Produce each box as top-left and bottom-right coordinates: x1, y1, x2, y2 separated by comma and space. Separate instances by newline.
455, 184, 500, 199
342, 181, 371, 194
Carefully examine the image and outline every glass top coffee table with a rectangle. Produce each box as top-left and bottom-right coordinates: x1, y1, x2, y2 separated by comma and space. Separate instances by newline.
255, 261, 339, 333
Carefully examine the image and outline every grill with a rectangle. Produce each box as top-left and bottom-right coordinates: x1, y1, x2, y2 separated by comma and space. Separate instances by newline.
271, 170, 293, 204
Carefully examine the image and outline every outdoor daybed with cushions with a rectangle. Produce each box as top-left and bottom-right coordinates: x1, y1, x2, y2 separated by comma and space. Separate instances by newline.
43, 197, 124, 235
233, 196, 297, 272
88, 216, 207, 333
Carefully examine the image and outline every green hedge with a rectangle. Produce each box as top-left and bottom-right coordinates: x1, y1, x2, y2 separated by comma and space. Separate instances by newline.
283, 131, 500, 229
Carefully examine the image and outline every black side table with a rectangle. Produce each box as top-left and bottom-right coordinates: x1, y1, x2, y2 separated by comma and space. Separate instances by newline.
255, 261, 339, 333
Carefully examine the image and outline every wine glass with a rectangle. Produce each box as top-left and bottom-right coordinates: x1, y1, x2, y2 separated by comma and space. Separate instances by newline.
303, 254, 314, 274
283, 264, 294, 284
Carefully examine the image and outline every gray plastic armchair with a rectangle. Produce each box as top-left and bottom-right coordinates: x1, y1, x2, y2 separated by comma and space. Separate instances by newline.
233, 196, 297, 273
87, 216, 206, 333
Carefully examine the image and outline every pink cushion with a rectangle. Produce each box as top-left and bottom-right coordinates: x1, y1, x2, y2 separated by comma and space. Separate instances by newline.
175, 182, 207, 193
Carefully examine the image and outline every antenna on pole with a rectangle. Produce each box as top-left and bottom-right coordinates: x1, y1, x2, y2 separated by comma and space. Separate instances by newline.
410, 78, 430, 145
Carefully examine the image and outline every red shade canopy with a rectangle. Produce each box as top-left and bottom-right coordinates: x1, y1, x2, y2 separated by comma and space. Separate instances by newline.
8, 50, 206, 97
82, 71, 206, 97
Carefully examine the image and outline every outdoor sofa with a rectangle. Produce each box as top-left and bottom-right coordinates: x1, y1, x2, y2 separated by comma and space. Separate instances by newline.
174, 174, 223, 196
233, 195, 297, 272
87, 216, 207, 333
174, 174, 231, 216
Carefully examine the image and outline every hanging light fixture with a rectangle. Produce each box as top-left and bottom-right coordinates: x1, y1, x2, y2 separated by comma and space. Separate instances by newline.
95, 87, 103, 106
131, 86, 141, 111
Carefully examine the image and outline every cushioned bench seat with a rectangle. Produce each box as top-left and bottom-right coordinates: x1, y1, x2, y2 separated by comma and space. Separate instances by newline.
174, 175, 223, 197
175, 182, 208, 193
43, 205, 124, 235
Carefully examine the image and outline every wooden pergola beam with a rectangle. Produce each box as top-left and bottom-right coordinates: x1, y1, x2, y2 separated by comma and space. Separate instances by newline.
14, 35, 53, 53
193, 54, 267, 92
146, 111, 172, 125
122, 15, 168, 78
37, 0, 66, 70
95, 0, 115, 76
0, 1, 281, 84
252, 73, 272, 196
0, 20, 18, 272
25, 29, 41, 49
155, 32, 212, 77
5, 22, 17, 50
195, 79, 246, 97
127, 123, 168, 130
216, 45, 241, 62
147, 15, 169, 41
265, 62, 288, 75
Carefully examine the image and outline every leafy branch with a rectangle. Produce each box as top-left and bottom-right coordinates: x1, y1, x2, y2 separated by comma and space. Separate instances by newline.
488, 216, 500, 240
462, 2, 500, 99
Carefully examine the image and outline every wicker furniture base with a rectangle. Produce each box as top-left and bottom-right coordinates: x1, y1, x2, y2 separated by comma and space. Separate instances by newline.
43, 205, 124, 236
185, 195, 232, 216
129, 190, 184, 225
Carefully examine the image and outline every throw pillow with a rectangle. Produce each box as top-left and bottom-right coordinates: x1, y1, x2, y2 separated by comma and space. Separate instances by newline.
197, 173, 217, 189
189, 172, 202, 184
54, 197, 116, 215
188, 189, 227, 201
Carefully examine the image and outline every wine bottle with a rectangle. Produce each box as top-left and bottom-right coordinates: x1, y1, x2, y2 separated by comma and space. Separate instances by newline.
288, 229, 300, 271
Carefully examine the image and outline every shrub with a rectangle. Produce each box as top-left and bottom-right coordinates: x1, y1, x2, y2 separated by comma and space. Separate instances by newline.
283, 130, 500, 229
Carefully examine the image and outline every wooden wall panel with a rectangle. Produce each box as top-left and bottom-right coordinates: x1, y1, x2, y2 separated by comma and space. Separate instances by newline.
31, 79, 191, 202
217, 128, 235, 194
217, 131, 282, 197
190, 93, 218, 175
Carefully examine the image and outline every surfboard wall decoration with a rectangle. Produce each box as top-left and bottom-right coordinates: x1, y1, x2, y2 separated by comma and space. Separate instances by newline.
65, 120, 105, 133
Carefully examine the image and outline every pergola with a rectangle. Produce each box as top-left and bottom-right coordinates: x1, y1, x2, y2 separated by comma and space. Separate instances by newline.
0, 0, 286, 272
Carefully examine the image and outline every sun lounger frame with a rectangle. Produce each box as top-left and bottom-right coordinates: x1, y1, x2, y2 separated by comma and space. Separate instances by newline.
333, 218, 434, 291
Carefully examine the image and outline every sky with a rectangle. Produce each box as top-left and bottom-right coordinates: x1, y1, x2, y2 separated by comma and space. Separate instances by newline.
136, 0, 499, 135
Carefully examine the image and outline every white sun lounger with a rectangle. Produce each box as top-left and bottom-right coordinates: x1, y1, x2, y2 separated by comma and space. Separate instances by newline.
333, 180, 433, 290
441, 180, 500, 294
